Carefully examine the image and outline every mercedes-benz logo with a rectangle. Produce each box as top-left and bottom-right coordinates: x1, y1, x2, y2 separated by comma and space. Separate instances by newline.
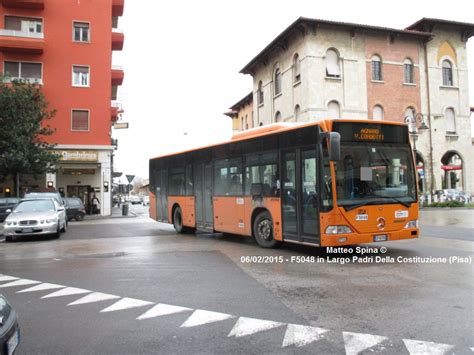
377, 217, 386, 231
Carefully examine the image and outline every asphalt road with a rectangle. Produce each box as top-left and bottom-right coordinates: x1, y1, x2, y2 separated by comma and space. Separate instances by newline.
0, 206, 472, 354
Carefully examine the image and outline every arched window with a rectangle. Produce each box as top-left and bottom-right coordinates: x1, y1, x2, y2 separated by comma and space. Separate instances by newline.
445, 108, 456, 134
326, 49, 340, 78
373, 105, 384, 120
327, 101, 340, 119
275, 111, 282, 122
257, 81, 264, 105
294, 105, 300, 121
404, 58, 414, 84
293, 54, 301, 82
371, 55, 382, 81
274, 67, 281, 96
442, 60, 453, 86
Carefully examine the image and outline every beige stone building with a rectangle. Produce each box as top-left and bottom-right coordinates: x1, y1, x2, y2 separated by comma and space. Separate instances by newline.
229, 17, 474, 195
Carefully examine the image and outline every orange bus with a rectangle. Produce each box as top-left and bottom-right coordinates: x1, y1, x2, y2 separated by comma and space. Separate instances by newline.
149, 120, 419, 248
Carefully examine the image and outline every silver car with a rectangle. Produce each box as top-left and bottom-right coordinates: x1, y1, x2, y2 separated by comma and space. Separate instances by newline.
3, 198, 67, 242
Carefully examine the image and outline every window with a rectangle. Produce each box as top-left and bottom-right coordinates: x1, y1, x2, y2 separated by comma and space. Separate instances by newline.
274, 67, 281, 96
5, 16, 42, 35
275, 111, 282, 122
371, 55, 382, 81
214, 158, 243, 196
73, 22, 90, 42
169, 167, 185, 195
404, 58, 414, 84
326, 49, 340, 78
294, 105, 301, 121
72, 66, 90, 87
327, 101, 340, 119
442, 60, 453, 86
373, 105, 384, 120
71, 110, 89, 131
257, 81, 264, 105
244, 152, 278, 196
293, 54, 301, 82
445, 108, 456, 134
3, 61, 42, 83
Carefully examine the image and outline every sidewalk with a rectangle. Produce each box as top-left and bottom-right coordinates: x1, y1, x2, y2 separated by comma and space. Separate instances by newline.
83, 205, 137, 220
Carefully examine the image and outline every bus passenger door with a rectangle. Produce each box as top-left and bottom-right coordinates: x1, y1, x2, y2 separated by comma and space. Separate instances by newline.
281, 148, 320, 244
194, 163, 214, 231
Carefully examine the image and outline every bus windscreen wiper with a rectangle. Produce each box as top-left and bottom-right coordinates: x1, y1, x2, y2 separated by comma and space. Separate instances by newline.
388, 197, 412, 208
343, 201, 381, 211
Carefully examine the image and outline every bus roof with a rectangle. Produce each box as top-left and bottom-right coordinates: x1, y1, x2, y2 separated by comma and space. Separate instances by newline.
149, 119, 407, 161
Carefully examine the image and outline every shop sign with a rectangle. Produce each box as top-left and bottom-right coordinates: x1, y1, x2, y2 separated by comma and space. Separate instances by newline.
59, 150, 98, 162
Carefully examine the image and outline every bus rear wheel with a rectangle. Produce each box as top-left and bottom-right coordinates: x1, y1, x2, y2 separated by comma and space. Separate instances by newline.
253, 211, 277, 248
173, 206, 185, 234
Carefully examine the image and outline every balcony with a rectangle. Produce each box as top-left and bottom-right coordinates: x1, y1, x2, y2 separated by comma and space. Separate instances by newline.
111, 101, 122, 122
1, 0, 44, 9
111, 65, 124, 86
0, 29, 44, 54
112, 0, 124, 17
112, 29, 124, 51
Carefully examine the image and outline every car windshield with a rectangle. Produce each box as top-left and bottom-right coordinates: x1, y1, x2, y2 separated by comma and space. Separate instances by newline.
14, 200, 56, 213
335, 143, 417, 209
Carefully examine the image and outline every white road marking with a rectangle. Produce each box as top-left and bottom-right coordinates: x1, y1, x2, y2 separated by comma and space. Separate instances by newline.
68, 292, 120, 306
343, 331, 389, 355
0, 275, 19, 282
228, 316, 284, 338
282, 324, 329, 348
181, 309, 234, 328
100, 297, 154, 312
41, 287, 91, 298
137, 303, 192, 320
403, 339, 455, 355
0, 279, 40, 288
17, 283, 65, 293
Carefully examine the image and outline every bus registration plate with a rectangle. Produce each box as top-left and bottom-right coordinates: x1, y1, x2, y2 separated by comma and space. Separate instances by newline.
374, 234, 387, 242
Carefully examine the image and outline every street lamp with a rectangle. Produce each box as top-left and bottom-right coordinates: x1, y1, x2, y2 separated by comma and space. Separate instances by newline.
405, 113, 429, 152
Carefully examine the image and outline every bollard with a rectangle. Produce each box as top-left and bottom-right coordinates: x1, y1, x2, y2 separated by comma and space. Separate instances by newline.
122, 203, 128, 216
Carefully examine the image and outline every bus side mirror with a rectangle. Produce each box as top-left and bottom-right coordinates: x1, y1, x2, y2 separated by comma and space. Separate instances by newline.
320, 132, 341, 161
251, 183, 263, 200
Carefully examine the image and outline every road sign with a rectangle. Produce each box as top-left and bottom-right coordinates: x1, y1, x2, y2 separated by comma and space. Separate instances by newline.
126, 175, 135, 183
113, 122, 129, 129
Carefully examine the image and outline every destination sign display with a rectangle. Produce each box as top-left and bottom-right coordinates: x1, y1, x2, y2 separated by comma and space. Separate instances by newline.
332, 122, 408, 144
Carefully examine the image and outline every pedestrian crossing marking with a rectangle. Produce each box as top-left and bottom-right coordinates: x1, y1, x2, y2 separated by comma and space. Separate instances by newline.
343, 331, 389, 355
282, 324, 329, 348
17, 283, 65, 293
228, 317, 284, 338
41, 287, 91, 298
100, 297, 154, 312
137, 303, 192, 320
0, 275, 19, 282
181, 309, 234, 328
68, 292, 120, 306
0, 279, 40, 288
403, 339, 455, 355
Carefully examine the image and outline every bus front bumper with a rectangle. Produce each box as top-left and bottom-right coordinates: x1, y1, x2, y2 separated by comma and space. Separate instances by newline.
321, 228, 419, 247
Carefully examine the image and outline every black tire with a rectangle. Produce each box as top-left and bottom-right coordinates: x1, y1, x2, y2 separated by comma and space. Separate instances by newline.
61, 220, 67, 233
54, 224, 61, 239
5, 236, 13, 242
253, 211, 277, 248
75, 213, 84, 221
173, 207, 184, 234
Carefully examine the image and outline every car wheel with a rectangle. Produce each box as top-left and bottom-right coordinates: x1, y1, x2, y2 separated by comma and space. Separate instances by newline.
5, 236, 13, 242
173, 207, 185, 234
54, 224, 61, 239
61, 220, 67, 233
75, 213, 84, 221
253, 211, 277, 248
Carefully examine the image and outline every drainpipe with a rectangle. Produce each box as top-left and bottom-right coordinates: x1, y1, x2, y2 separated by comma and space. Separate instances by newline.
423, 38, 435, 201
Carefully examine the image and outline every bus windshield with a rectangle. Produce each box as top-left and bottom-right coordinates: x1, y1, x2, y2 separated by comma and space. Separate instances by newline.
335, 143, 417, 210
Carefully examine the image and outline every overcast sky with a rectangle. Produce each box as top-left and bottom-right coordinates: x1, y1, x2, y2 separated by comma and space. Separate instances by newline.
112, 0, 474, 179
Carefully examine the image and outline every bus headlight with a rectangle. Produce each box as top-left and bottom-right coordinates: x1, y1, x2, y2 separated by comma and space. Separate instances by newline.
404, 220, 418, 229
325, 225, 353, 234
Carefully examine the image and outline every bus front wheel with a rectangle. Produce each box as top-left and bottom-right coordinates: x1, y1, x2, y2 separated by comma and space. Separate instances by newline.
253, 211, 277, 248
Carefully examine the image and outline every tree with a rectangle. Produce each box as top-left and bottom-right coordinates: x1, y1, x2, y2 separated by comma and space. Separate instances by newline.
0, 79, 60, 197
